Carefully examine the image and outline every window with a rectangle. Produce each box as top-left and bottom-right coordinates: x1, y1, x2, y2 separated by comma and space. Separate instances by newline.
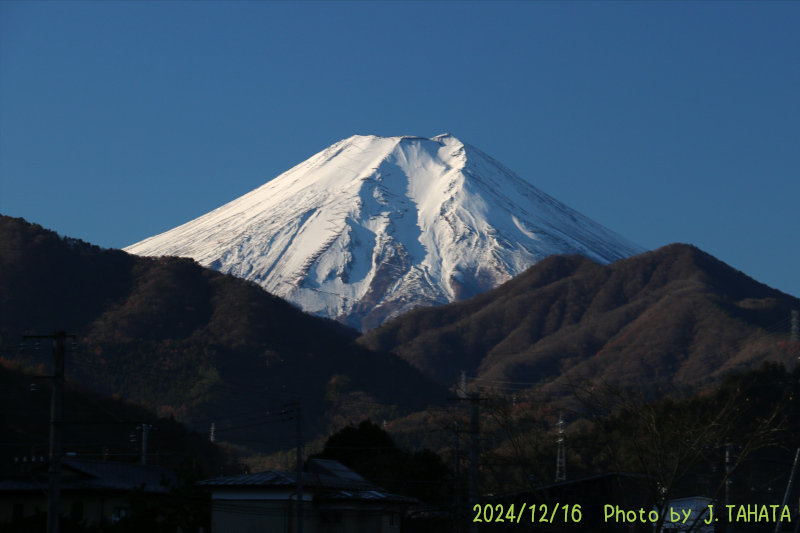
390, 512, 400, 528
12, 503, 24, 522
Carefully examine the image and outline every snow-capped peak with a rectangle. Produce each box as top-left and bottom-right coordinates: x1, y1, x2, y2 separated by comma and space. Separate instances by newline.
125, 134, 645, 331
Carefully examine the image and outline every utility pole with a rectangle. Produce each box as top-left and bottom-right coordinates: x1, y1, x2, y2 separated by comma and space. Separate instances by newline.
453, 420, 461, 533
23, 331, 76, 533
776, 448, 800, 533
283, 401, 303, 533
49, 335, 65, 533
296, 401, 303, 533
555, 412, 566, 482
459, 370, 468, 398
791, 310, 798, 343
137, 424, 157, 465
468, 393, 480, 533
726, 443, 733, 533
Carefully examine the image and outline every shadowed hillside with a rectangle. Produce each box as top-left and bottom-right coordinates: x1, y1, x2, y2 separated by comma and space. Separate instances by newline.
357, 244, 799, 390
0, 358, 232, 475
0, 215, 445, 453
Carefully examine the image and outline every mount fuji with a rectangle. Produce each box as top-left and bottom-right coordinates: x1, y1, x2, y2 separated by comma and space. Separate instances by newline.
125, 134, 645, 331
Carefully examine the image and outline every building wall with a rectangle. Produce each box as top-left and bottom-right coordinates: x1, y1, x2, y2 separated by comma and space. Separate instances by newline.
207, 483, 410, 533
0, 492, 131, 526
0, 495, 46, 523
212, 498, 322, 533
317, 502, 401, 533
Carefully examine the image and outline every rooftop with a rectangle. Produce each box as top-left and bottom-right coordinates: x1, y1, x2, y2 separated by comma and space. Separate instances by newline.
0, 457, 175, 493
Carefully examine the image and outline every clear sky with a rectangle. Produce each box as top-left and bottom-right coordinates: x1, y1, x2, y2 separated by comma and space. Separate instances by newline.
1, 1, 798, 298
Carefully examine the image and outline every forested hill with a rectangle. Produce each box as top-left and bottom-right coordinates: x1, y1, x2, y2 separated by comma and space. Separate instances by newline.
0, 359, 231, 475
357, 243, 800, 389
0, 215, 445, 452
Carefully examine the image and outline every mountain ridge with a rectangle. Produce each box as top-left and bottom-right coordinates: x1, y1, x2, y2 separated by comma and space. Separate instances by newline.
4, 215, 798, 456
357, 243, 799, 388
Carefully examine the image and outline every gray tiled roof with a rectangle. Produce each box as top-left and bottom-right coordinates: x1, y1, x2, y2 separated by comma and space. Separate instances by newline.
307, 459, 368, 483
196, 460, 419, 505
323, 489, 419, 504
197, 469, 376, 491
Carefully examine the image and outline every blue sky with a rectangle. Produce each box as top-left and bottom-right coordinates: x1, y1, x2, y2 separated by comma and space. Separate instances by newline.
1, 1, 798, 298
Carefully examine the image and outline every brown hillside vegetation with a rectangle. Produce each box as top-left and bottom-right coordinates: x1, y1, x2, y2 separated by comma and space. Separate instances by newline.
357, 244, 799, 390
0, 215, 444, 452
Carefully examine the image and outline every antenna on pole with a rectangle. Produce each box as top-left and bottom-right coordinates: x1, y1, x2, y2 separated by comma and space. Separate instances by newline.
555, 412, 566, 482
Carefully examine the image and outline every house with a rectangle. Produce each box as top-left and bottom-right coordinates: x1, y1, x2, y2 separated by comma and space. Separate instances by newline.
0, 457, 176, 528
197, 458, 418, 533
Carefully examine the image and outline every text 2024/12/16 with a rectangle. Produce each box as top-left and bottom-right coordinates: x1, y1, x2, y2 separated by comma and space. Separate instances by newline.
472, 503, 582, 524
472, 503, 793, 525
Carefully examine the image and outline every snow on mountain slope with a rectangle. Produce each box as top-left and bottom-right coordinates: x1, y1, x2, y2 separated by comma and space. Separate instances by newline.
125, 134, 646, 331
